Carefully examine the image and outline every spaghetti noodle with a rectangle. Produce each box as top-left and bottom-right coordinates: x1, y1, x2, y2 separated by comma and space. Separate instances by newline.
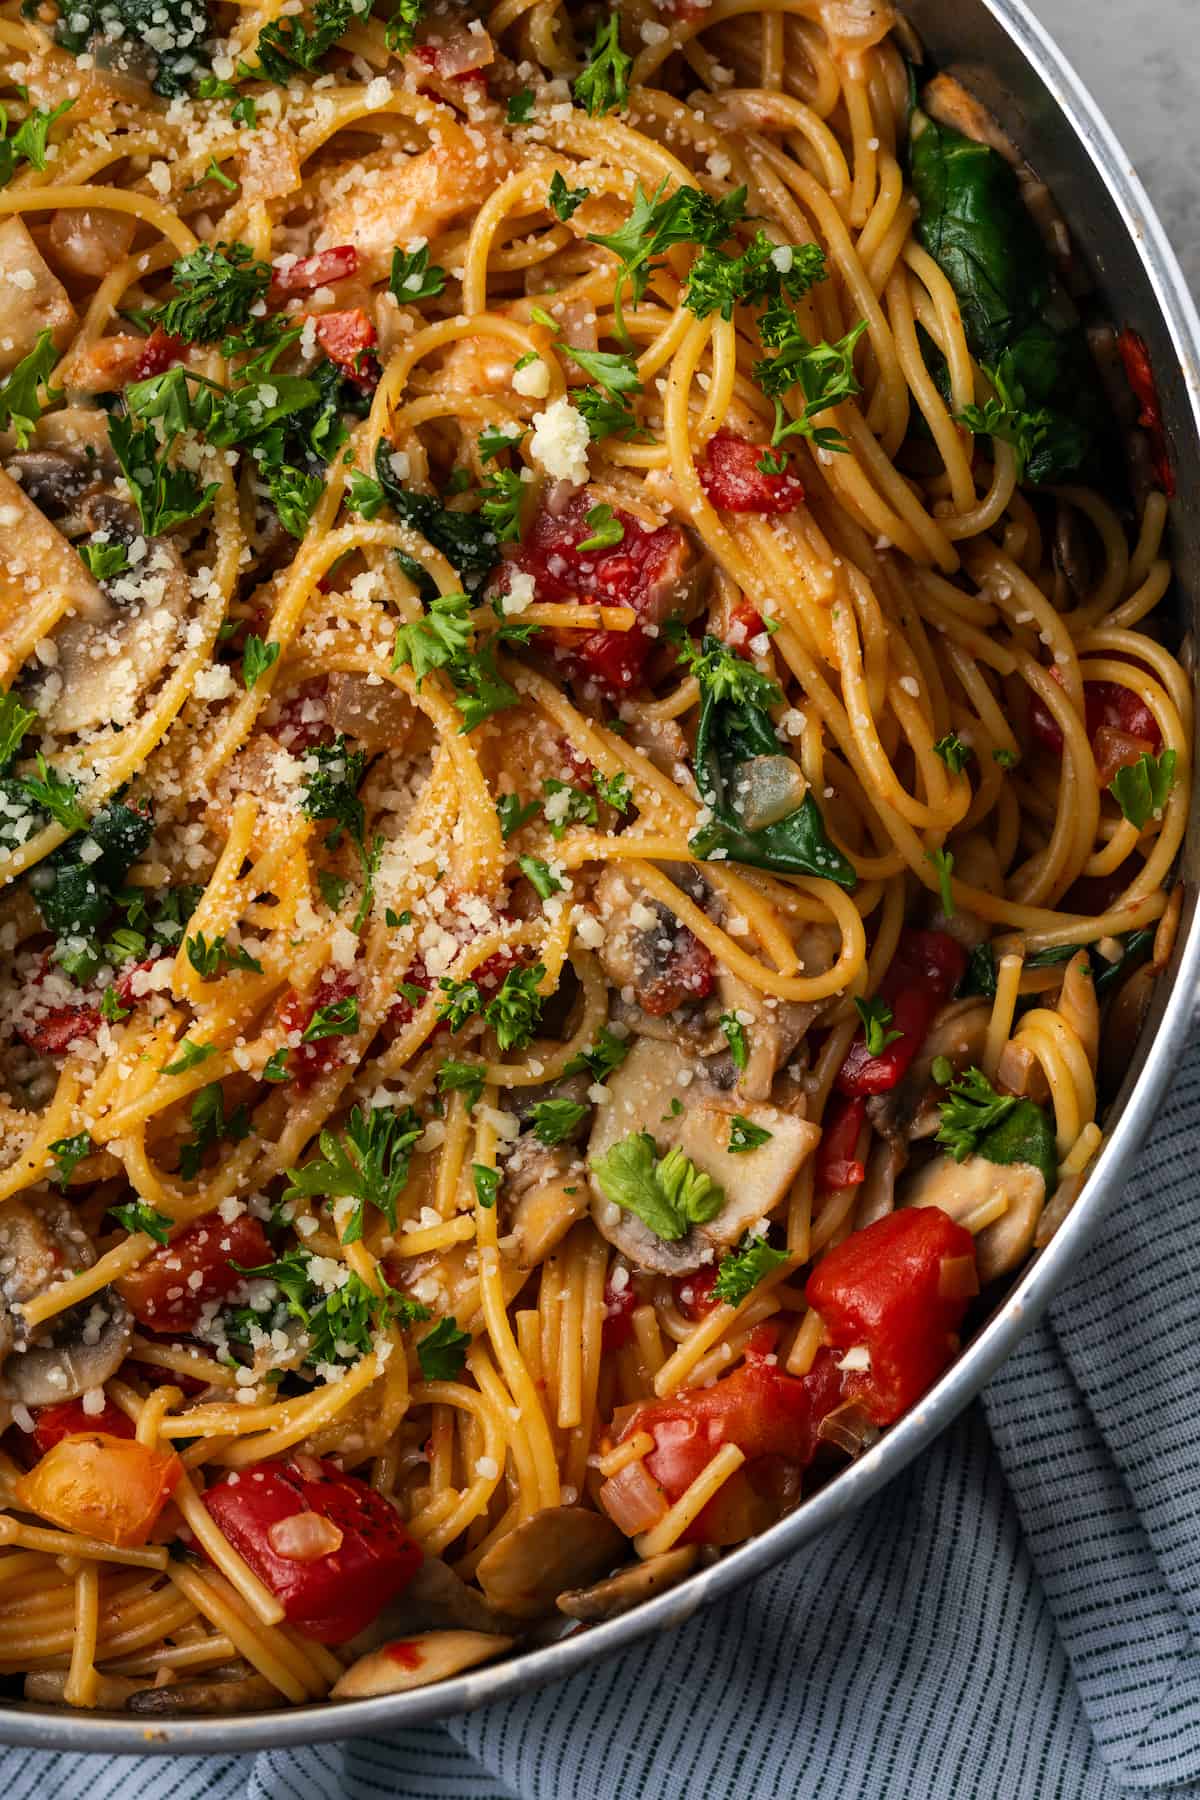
0, 0, 1187, 1713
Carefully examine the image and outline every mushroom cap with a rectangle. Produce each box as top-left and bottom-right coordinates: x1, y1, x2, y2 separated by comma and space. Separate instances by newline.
0, 1194, 133, 1406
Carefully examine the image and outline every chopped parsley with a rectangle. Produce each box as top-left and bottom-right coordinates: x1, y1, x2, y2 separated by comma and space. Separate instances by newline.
933, 733, 971, 774
302, 995, 359, 1041
48, 1133, 92, 1190
437, 1059, 485, 1111
563, 1026, 630, 1083
577, 502, 624, 552
517, 854, 563, 900
712, 1235, 789, 1306
417, 1315, 471, 1380
185, 932, 263, 979
179, 1083, 251, 1180
854, 995, 903, 1058
497, 792, 540, 838
0, 331, 61, 449
573, 13, 632, 117
243, 635, 280, 690
929, 846, 956, 916
0, 98, 74, 188
162, 1038, 218, 1076
685, 231, 826, 324
754, 317, 869, 453
590, 1132, 723, 1242
728, 1114, 771, 1154
588, 180, 749, 343
108, 1200, 174, 1246
390, 244, 447, 304
243, 0, 370, 82
528, 1097, 589, 1145
1109, 749, 1176, 829
549, 171, 589, 220
719, 1011, 749, 1071
472, 1164, 500, 1208
153, 242, 272, 345
284, 1103, 423, 1242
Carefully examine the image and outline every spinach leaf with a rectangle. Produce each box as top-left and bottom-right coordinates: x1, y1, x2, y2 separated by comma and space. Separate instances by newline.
374, 443, 497, 596
910, 109, 1047, 363
685, 637, 855, 887
976, 1098, 1058, 1196
34, 799, 154, 938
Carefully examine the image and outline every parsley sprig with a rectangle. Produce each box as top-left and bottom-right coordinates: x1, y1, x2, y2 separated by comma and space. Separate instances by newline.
573, 14, 632, 116
284, 1103, 422, 1243
588, 181, 749, 343
590, 1131, 723, 1241
0, 331, 62, 449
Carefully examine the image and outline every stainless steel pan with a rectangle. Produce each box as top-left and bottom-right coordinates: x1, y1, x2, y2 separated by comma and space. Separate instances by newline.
6, 0, 1200, 1751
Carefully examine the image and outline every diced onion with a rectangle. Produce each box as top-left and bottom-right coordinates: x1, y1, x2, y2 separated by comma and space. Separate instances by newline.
598, 1457, 668, 1536
737, 755, 808, 831
267, 1511, 344, 1561
817, 1400, 880, 1458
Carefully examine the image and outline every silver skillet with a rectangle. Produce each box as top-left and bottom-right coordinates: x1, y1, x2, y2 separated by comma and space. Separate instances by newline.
6, 0, 1200, 1753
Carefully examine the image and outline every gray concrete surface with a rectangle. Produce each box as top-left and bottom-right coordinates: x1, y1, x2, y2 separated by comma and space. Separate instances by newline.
1031, 0, 1199, 290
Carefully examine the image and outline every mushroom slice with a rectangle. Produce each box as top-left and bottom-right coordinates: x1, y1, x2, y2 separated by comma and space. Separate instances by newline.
714, 926, 838, 1102
0, 218, 76, 376
475, 1507, 625, 1620
30, 534, 193, 736
902, 1153, 1045, 1283
346, 1550, 515, 1652
0, 466, 107, 684
25, 1670, 142, 1709
557, 1545, 699, 1621
866, 999, 991, 1143
327, 672, 418, 753
127, 1665, 284, 1715
502, 1141, 590, 1270
331, 1630, 516, 1699
588, 1036, 820, 1275
0, 1194, 133, 1407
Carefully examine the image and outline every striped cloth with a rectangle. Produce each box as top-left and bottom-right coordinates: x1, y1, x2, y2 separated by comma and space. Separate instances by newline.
5, 1035, 1200, 1800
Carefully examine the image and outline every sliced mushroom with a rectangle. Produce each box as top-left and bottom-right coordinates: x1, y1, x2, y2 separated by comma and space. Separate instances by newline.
475, 1507, 625, 1620
28, 534, 193, 736
327, 672, 419, 753
867, 999, 991, 1143
0, 1194, 133, 1407
127, 1664, 284, 1715
47, 207, 137, 282
346, 1549, 515, 1654
714, 924, 838, 1102
557, 1545, 699, 1621
502, 1141, 590, 1269
0, 466, 108, 683
855, 1135, 907, 1227
0, 218, 76, 376
588, 1036, 820, 1275
903, 1152, 1045, 1283
331, 1630, 515, 1699
994, 1038, 1050, 1104
1057, 951, 1099, 1072
25, 1670, 142, 1709
592, 866, 718, 1028
1053, 501, 1095, 607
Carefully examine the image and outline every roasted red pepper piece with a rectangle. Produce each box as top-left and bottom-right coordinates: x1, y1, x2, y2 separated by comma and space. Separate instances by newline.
313, 307, 379, 390
601, 1271, 637, 1349
271, 246, 359, 295
672, 1265, 720, 1322
117, 1213, 272, 1333
699, 432, 805, 514
815, 1093, 868, 1192
835, 930, 967, 1096
1116, 328, 1175, 498
805, 1206, 978, 1425
203, 1456, 423, 1643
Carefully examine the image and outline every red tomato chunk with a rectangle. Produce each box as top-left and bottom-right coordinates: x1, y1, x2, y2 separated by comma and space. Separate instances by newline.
512, 491, 692, 692
203, 1456, 423, 1643
805, 1206, 978, 1426
276, 968, 357, 1089
835, 930, 966, 1097
699, 432, 805, 514
1116, 328, 1175, 498
815, 1093, 868, 1193
32, 1398, 134, 1455
132, 326, 186, 381
117, 1213, 271, 1333
1028, 671, 1162, 768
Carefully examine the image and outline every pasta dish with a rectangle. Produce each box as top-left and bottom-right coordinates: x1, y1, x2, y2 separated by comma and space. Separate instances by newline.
0, 0, 1187, 1715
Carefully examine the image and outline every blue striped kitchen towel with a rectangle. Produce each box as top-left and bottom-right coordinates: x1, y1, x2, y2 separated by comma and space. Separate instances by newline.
5, 1035, 1200, 1800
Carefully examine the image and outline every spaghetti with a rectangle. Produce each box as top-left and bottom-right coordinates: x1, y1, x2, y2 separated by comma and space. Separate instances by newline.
0, 0, 1187, 1713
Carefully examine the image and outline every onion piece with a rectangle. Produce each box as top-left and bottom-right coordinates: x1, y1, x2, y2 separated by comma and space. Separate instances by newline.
736, 755, 808, 831
598, 1457, 668, 1536
267, 1511, 344, 1561
937, 1253, 980, 1302
817, 1400, 880, 1458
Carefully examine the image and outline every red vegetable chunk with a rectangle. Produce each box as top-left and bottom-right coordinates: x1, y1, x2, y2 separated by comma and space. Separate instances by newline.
32, 1398, 135, 1455
117, 1212, 271, 1333
314, 308, 379, 390
513, 491, 692, 692
275, 968, 357, 1089
1116, 328, 1175, 498
272, 246, 359, 295
1028, 671, 1162, 764
203, 1456, 423, 1643
699, 433, 805, 514
835, 930, 966, 1096
132, 326, 186, 381
815, 1093, 868, 1193
805, 1206, 978, 1425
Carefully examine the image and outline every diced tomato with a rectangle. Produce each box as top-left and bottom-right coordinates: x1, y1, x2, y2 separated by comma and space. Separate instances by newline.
1092, 725, 1156, 787
604, 1338, 844, 1545
413, 42, 490, 88
117, 1213, 271, 1334
313, 308, 379, 391
32, 1399, 134, 1456
637, 926, 715, 1017
727, 601, 766, 654
1028, 670, 1162, 764
275, 968, 357, 1090
805, 1207, 977, 1426
132, 326, 186, 382
699, 433, 805, 514
601, 1271, 637, 1349
815, 1094, 868, 1192
511, 491, 692, 693
270, 675, 333, 751
673, 1265, 719, 1322
271, 246, 359, 296
1116, 328, 1175, 498
835, 930, 967, 1097
16, 997, 101, 1056
14, 1433, 181, 1547
203, 1456, 423, 1643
